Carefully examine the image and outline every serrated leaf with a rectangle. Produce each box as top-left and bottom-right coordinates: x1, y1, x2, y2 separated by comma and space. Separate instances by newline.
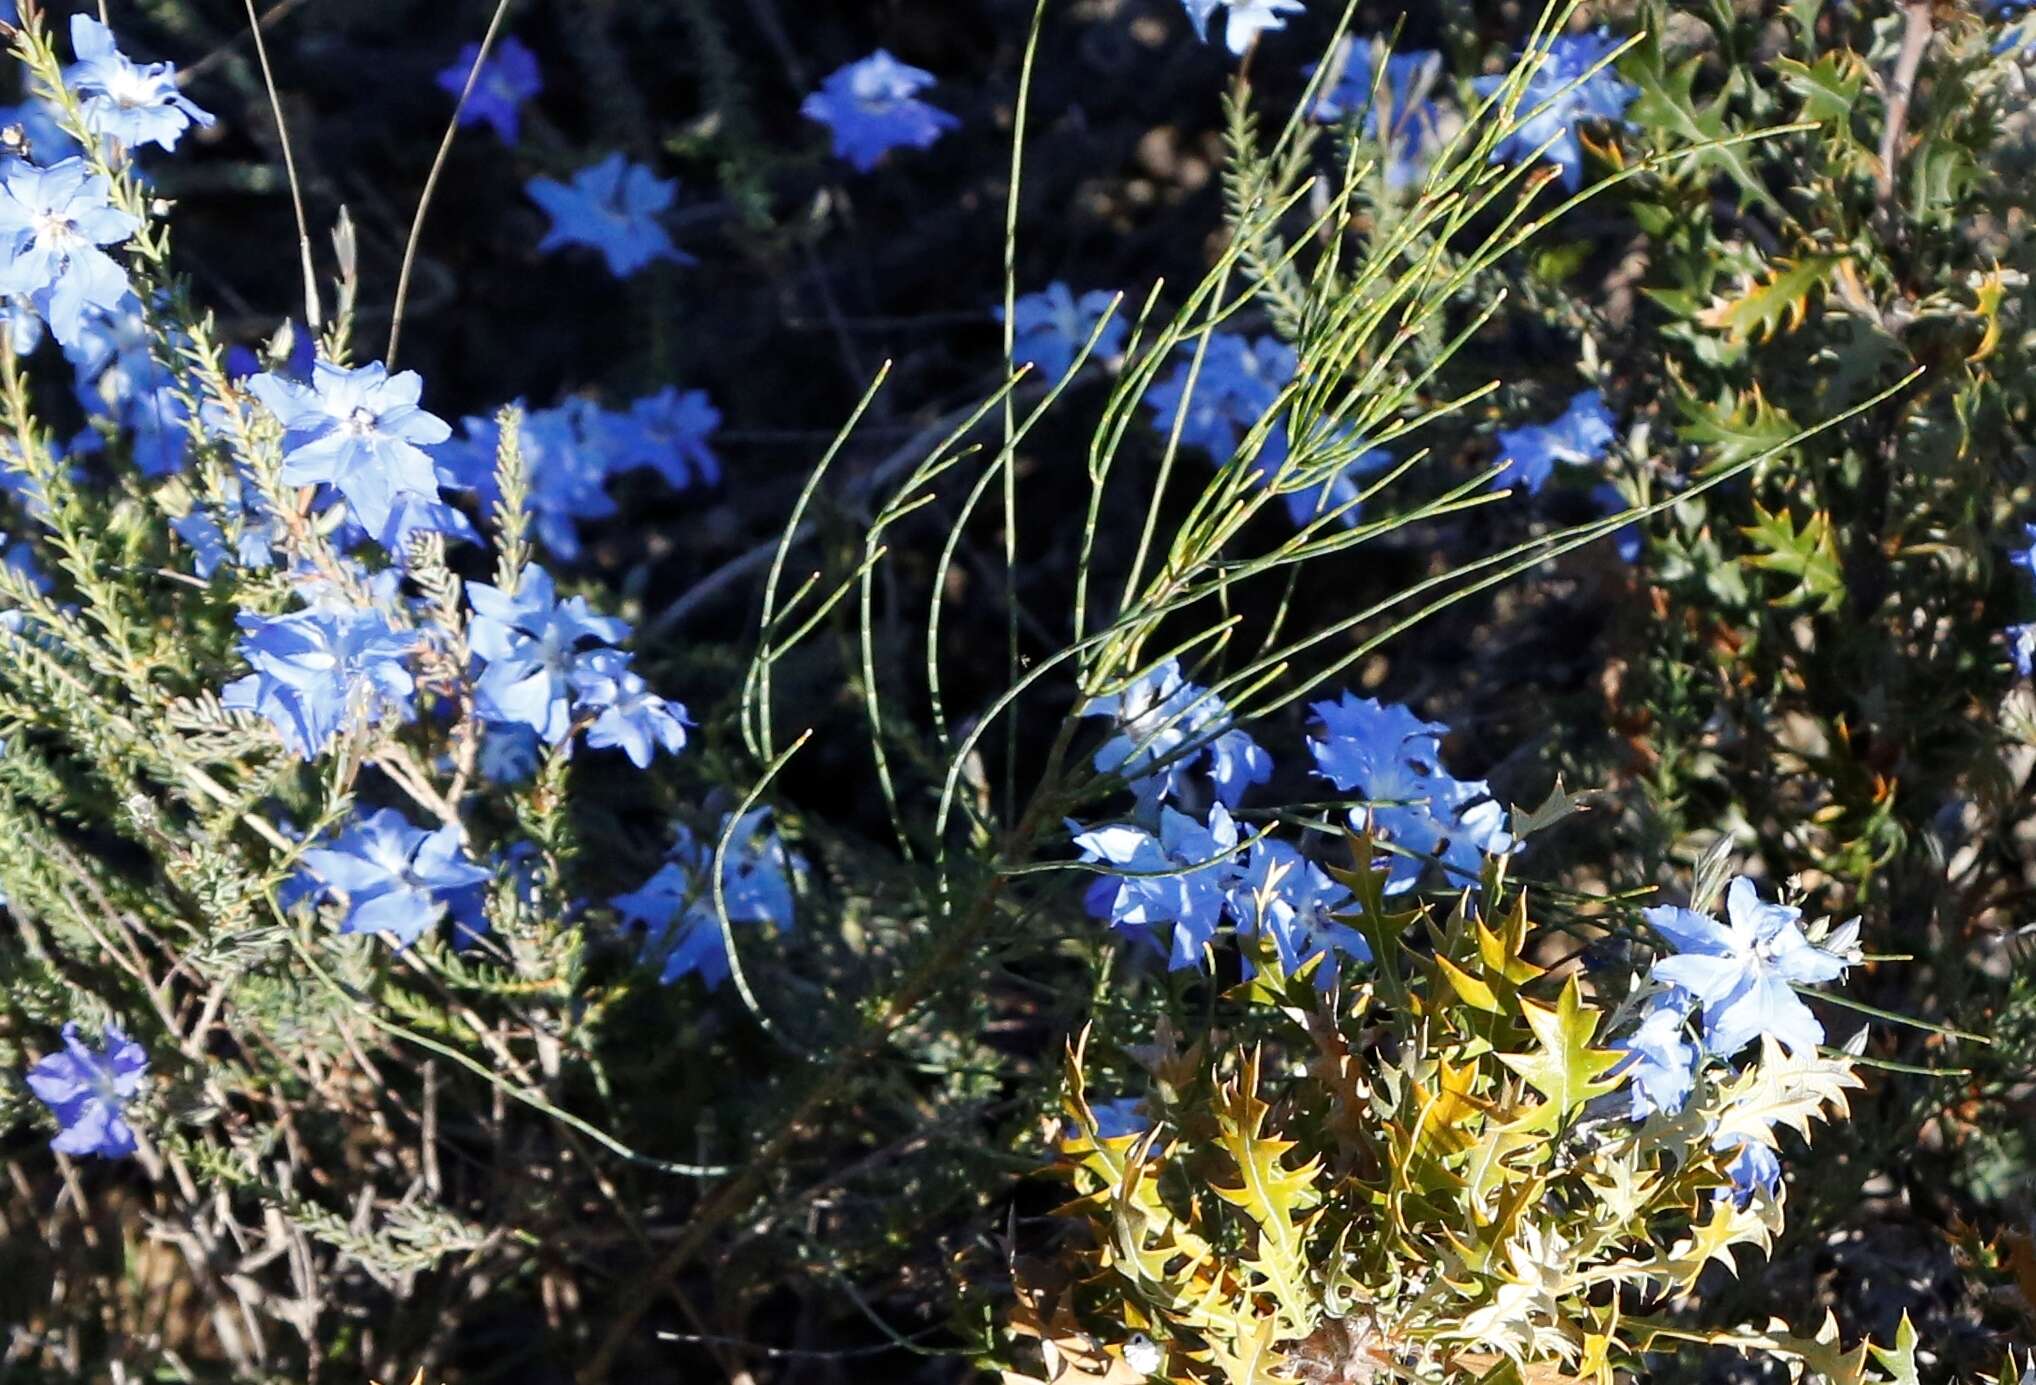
1740, 501, 1845, 614
1508, 776, 1590, 841
1210, 1047, 1320, 1336
1697, 255, 1847, 344
1776, 52, 1866, 132
1496, 976, 1625, 1131
1868, 1314, 1921, 1385
1625, 26, 1775, 210
1677, 384, 1798, 474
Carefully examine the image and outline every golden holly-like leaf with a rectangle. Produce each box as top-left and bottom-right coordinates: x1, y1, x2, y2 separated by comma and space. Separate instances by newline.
1696, 255, 1847, 344
1708, 1037, 1864, 1150
1740, 501, 1845, 614
1210, 1047, 1322, 1337
1006, 1257, 1151, 1385
1495, 976, 1625, 1132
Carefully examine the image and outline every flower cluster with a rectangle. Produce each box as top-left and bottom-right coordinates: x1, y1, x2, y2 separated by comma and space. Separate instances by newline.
223, 588, 418, 760
1607, 876, 1859, 1204
612, 811, 803, 987
437, 386, 721, 560
802, 50, 957, 172
1472, 30, 1638, 191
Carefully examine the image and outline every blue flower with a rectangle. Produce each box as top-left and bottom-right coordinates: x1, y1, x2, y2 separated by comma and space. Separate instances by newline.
1000, 283, 1127, 380
1085, 1096, 1151, 1140
1145, 333, 1294, 458
2009, 623, 2036, 678
1072, 804, 1241, 971
1225, 838, 1368, 987
0, 158, 140, 349
1472, 31, 1637, 192
1082, 658, 1268, 816
527, 154, 691, 278
1306, 692, 1511, 891
801, 50, 958, 173
66, 17, 214, 154
478, 722, 543, 783
222, 597, 419, 759
612, 810, 802, 987
1309, 41, 1448, 190
437, 36, 541, 145
299, 808, 491, 947
1713, 1132, 1781, 1210
1182, 0, 1305, 56
1257, 424, 1392, 528
593, 387, 722, 490
247, 360, 452, 539
1646, 876, 1856, 1058
25, 1021, 148, 1158
571, 649, 690, 768
1610, 988, 1699, 1120
1492, 388, 1616, 495
172, 470, 280, 577
440, 403, 615, 560
467, 565, 628, 744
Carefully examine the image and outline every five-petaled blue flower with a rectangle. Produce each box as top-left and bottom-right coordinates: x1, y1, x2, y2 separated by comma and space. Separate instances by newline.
1224, 838, 1369, 988
1610, 987, 1700, 1120
1182, 0, 1306, 57
1472, 31, 1638, 192
1645, 876, 1856, 1058
299, 809, 491, 946
801, 50, 959, 173
595, 386, 723, 490
25, 1020, 148, 1158
1309, 41, 1448, 190
66, 17, 215, 154
571, 649, 691, 768
1714, 1131, 1782, 1209
528, 154, 691, 278
248, 360, 453, 538
1001, 283, 1127, 380
222, 597, 419, 759
0, 158, 139, 350
1145, 333, 1293, 459
440, 402, 615, 560
1492, 388, 1616, 495
437, 36, 542, 145
612, 810, 802, 987
1072, 804, 1241, 971
467, 565, 629, 744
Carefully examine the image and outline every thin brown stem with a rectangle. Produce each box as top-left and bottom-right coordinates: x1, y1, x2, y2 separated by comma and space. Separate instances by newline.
1875, 1, 1934, 212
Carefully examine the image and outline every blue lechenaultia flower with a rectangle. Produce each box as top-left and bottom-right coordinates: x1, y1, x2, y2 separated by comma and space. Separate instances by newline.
1145, 333, 1294, 459
66, 17, 215, 154
247, 360, 453, 539
1000, 283, 1127, 381
0, 158, 140, 349
1589, 481, 1644, 563
222, 597, 419, 759
0, 99, 83, 165
1308, 41, 1449, 190
437, 36, 542, 145
1645, 877, 1857, 1058
1182, 0, 1305, 57
1491, 388, 1617, 495
527, 154, 692, 278
467, 565, 629, 744
172, 469, 281, 577
1609, 987, 1700, 1120
612, 810, 802, 988
1072, 803, 1242, 971
1224, 837, 1369, 988
570, 649, 691, 769
438, 402, 615, 562
1081, 658, 1270, 818
801, 50, 959, 173
1084, 1096, 1151, 1141
592, 386, 723, 490
1305, 692, 1512, 892
298, 808, 491, 947
25, 1021, 148, 1158
1471, 31, 1638, 192
1714, 1131, 1782, 1209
